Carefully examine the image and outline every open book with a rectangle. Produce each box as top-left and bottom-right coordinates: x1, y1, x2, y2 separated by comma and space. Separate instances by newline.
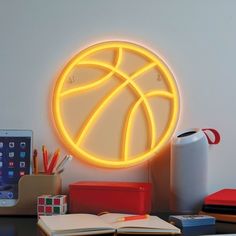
37, 213, 181, 236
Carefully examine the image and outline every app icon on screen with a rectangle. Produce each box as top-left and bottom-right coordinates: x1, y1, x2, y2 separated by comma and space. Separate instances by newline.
8, 152, 14, 158
8, 171, 14, 177
9, 142, 14, 148
9, 162, 14, 168
0, 142, 3, 148
20, 142, 26, 149
20, 152, 26, 158
20, 162, 25, 168
0, 152, 2, 157
0, 162, 2, 168
20, 171, 25, 176
7, 192, 13, 199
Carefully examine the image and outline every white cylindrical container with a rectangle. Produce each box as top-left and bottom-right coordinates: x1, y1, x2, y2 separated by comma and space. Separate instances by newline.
170, 128, 209, 214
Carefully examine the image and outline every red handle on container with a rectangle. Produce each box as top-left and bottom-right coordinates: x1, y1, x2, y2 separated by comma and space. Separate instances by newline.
202, 128, 221, 144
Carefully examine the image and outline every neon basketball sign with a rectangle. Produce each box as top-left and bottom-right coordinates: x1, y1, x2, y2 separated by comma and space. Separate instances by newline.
52, 41, 180, 168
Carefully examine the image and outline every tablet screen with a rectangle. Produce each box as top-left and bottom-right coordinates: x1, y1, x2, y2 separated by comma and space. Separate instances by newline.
0, 134, 32, 200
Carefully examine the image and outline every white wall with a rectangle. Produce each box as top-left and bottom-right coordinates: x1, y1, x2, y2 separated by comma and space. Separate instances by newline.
0, 0, 235, 212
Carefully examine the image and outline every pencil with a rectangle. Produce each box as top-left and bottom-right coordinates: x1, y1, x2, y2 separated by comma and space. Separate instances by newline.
55, 155, 73, 175
117, 214, 149, 222
47, 149, 60, 174
42, 145, 48, 173
33, 149, 38, 175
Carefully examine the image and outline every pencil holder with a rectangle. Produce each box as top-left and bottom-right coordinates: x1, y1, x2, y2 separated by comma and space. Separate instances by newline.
0, 174, 61, 215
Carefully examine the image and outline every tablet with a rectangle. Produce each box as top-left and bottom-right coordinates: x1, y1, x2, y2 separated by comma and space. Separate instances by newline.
0, 130, 32, 206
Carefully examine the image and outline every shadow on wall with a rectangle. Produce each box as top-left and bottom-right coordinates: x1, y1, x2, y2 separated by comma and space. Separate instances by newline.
150, 143, 171, 214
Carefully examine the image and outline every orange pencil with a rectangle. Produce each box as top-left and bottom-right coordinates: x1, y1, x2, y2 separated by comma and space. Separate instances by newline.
117, 214, 149, 222
47, 149, 60, 174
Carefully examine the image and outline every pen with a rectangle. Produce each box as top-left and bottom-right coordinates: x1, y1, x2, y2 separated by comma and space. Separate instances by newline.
117, 214, 149, 222
55, 155, 69, 171
42, 145, 48, 173
33, 149, 38, 175
55, 155, 73, 174
47, 149, 60, 174
56, 168, 64, 175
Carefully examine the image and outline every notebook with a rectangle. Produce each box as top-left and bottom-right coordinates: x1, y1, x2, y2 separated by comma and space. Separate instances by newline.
37, 213, 181, 236
200, 210, 236, 223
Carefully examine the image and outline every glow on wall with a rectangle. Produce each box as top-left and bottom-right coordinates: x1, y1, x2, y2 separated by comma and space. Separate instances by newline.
52, 41, 180, 168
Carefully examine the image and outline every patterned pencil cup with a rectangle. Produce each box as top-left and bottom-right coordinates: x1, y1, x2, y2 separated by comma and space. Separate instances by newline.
170, 129, 208, 214
0, 174, 61, 215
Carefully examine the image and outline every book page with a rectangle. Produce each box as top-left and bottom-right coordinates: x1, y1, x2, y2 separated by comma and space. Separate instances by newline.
39, 214, 115, 234
100, 213, 180, 233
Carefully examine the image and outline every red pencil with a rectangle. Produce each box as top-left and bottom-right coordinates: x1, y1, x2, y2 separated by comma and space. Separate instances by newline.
42, 145, 48, 173
47, 149, 60, 174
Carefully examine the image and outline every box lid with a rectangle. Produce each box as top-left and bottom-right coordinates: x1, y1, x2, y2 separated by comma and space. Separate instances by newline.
69, 181, 151, 192
204, 189, 236, 206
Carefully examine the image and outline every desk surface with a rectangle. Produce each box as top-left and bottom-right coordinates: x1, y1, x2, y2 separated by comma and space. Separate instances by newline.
0, 216, 39, 236
1, 215, 236, 236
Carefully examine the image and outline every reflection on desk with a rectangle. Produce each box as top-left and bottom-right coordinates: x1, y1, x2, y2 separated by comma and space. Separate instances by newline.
216, 221, 236, 234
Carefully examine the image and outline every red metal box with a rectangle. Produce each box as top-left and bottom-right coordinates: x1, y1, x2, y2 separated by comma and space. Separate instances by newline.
69, 181, 152, 214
